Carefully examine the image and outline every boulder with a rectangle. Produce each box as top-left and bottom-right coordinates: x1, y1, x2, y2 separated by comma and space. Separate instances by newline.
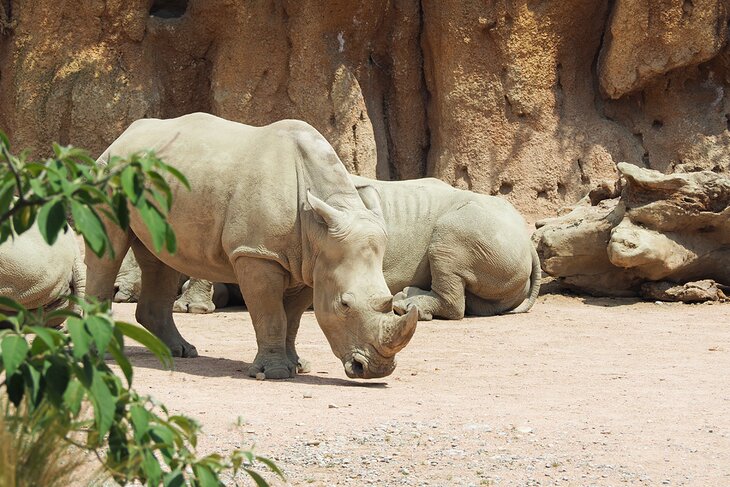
533, 163, 730, 298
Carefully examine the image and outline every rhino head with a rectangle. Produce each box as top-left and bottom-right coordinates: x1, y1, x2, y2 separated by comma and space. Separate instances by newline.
307, 188, 418, 379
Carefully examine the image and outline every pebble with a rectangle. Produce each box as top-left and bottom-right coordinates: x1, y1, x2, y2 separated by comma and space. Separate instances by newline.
328, 403, 339, 409
255, 372, 265, 380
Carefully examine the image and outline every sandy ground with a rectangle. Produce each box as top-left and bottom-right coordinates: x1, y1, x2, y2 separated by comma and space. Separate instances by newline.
110, 292, 730, 486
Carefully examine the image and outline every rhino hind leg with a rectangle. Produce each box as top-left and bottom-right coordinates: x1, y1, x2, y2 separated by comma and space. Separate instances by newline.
284, 286, 314, 374
234, 256, 297, 379
132, 241, 198, 358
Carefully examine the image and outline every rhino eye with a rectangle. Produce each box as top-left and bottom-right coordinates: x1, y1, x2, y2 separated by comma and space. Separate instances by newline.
340, 293, 355, 308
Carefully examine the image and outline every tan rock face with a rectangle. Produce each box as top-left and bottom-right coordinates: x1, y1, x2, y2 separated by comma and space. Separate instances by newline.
0, 0, 729, 219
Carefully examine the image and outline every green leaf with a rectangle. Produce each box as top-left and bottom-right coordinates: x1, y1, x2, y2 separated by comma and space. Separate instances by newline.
89, 367, 116, 437
0, 296, 27, 313
12, 204, 36, 235
6, 370, 24, 406
244, 468, 269, 487
121, 166, 145, 205
162, 162, 190, 190
163, 469, 185, 487
45, 357, 71, 403
22, 362, 42, 406
193, 464, 219, 487
1, 334, 29, 376
70, 200, 108, 257
63, 379, 84, 416
66, 317, 91, 359
111, 192, 130, 229
115, 321, 172, 369
108, 340, 133, 386
136, 199, 167, 253
143, 450, 163, 486
28, 326, 64, 352
87, 314, 114, 355
36, 199, 67, 245
28, 177, 48, 198
256, 456, 285, 479
130, 405, 151, 441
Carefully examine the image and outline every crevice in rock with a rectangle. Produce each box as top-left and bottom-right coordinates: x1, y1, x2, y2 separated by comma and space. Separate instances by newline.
417, 0, 431, 179
577, 158, 590, 183
149, 0, 188, 19
682, 0, 694, 18
0, 0, 13, 35
455, 165, 472, 189
499, 181, 513, 195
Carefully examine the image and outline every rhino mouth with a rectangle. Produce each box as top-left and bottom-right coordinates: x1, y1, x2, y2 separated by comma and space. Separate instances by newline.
343, 351, 395, 379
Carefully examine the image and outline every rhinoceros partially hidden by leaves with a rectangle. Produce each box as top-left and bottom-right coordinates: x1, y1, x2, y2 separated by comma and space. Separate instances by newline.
161, 175, 540, 319
87, 113, 418, 380
533, 162, 730, 299
0, 222, 85, 326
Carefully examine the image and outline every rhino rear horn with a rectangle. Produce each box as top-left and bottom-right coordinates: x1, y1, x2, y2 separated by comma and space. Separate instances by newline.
355, 185, 383, 218
379, 306, 418, 355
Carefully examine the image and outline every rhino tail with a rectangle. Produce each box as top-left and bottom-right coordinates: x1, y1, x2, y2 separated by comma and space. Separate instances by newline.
507, 243, 541, 314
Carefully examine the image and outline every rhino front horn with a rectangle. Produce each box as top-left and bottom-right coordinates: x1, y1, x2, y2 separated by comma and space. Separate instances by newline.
379, 306, 418, 355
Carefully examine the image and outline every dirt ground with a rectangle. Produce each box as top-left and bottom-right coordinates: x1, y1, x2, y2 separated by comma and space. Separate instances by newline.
111, 292, 730, 486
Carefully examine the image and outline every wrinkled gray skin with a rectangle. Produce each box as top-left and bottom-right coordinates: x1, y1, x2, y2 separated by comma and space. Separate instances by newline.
86, 113, 417, 379
0, 223, 85, 326
161, 175, 540, 320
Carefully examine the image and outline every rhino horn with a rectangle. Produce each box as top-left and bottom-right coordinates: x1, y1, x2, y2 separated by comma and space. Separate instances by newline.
307, 191, 344, 227
379, 306, 418, 355
355, 185, 383, 218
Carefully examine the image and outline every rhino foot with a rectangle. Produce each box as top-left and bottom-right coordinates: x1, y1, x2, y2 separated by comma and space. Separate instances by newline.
393, 288, 433, 321
173, 297, 215, 314
169, 340, 198, 358
248, 353, 296, 379
297, 358, 311, 374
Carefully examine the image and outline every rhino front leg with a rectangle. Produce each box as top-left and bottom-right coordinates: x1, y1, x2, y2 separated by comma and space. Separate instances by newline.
234, 257, 296, 379
132, 241, 198, 358
393, 247, 466, 321
284, 286, 314, 374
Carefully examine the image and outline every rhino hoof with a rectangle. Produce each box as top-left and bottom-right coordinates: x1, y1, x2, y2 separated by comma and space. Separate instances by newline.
171, 342, 198, 358
297, 358, 312, 374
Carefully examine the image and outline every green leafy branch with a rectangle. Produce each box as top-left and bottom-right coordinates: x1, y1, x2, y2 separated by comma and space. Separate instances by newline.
0, 132, 282, 486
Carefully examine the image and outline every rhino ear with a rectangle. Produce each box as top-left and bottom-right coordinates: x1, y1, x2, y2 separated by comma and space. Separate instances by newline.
355, 185, 383, 218
307, 191, 344, 228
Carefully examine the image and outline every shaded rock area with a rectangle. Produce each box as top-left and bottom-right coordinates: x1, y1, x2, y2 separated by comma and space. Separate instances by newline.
533, 163, 730, 300
1, 1, 730, 218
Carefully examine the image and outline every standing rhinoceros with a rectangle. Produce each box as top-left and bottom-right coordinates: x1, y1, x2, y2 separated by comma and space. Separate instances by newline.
0, 222, 85, 326
171, 175, 540, 320
86, 112, 417, 380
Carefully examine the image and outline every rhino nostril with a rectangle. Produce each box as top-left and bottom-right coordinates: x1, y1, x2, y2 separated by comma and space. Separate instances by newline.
351, 358, 365, 378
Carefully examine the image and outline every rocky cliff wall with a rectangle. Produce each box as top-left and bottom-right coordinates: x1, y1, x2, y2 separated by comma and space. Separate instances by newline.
1, 0, 729, 219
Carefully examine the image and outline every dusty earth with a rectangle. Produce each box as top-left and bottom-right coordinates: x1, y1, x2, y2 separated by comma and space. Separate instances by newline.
108, 291, 730, 486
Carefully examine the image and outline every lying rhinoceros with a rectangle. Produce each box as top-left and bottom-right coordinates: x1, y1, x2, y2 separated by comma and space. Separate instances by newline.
169, 175, 540, 320
86, 112, 417, 379
0, 222, 85, 326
